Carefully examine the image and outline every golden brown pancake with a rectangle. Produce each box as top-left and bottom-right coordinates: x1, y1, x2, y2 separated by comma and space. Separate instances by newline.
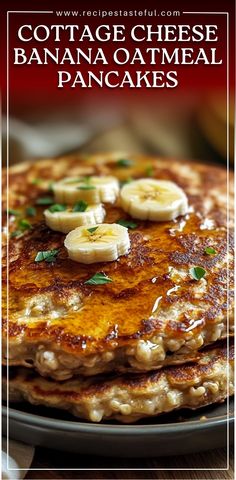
4, 340, 234, 423
2, 153, 234, 379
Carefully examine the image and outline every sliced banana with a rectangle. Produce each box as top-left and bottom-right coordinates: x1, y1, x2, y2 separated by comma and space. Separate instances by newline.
53, 176, 119, 205
64, 223, 130, 264
120, 179, 188, 221
44, 204, 105, 234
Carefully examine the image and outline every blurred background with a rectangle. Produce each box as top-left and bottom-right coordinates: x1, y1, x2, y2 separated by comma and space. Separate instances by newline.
2, 92, 233, 167
2, 1, 234, 169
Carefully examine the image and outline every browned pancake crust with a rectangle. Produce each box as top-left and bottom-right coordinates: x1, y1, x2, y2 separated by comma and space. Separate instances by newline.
4, 340, 234, 423
2, 154, 234, 378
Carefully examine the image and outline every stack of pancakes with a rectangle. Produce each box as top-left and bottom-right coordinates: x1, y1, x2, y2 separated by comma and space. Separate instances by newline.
2, 154, 234, 423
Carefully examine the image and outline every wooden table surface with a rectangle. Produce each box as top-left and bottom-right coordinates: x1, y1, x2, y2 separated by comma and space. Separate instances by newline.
25, 446, 233, 479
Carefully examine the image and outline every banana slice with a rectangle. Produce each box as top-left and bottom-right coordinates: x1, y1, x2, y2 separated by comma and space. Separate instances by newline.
53, 176, 119, 205
120, 179, 188, 221
64, 223, 130, 264
44, 204, 105, 234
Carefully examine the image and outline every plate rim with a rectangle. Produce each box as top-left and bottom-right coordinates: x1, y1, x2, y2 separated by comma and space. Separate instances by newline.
3, 404, 234, 435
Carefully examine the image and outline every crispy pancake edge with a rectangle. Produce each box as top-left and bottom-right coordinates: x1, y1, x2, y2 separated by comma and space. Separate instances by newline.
2, 154, 234, 378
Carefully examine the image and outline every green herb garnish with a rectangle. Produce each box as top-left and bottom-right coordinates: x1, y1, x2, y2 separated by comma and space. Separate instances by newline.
119, 177, 133, 187
117, 159, 133, 168
36, 197, 54, 206
146, 165, 154, 177
82, 176, 92, 183
35, 249, 59, 263
116, 219, 138, 229
7, 209, 20, 216
31, 178, 43, 185
18, 219, 31, 231
49, 204, 67, 213
26, 207, 36, 217
205, 247, 217, 255
10, 230, 22, 238
77, 185, 95, 190
48, 182, 54, 192
10, 219, 31, 237
189, 266, 206, 281
87, 227, 98, 234
73, 200, 88, 212
84, 272, 112, 285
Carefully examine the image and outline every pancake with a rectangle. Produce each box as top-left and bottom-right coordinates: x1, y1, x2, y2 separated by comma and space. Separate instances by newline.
4, 341, 234, 423
2, 153, 234, 379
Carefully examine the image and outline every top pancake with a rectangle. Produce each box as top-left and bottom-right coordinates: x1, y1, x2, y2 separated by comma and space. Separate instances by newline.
2, 153, 234, 379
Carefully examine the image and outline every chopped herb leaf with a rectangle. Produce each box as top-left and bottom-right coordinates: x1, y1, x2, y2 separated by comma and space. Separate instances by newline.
77, 185, 95, 190
87, 226, 98, 234
26, 207, 36, 217
205, 247, 217, 255
10, 230, 22, 238
49, 204, 67, 213
18, 219, 31, 230
10, 219, 31, 237
73, 200, 88, 212
36, 197, 54, 205
35, 249, 59, 263
120, 177, 133, 187
7, 209, 20, 216
82, 176, 91, 183
146, 165, 154, 177
116, 219, 138, 229
117, 159, 133, 168
84, 272, 112, 285
189, 266, 206, 281
31, 178, 43, 185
